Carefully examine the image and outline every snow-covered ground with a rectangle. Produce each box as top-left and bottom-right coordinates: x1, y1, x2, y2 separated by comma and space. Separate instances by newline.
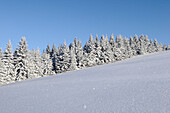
0, 51, 170, 113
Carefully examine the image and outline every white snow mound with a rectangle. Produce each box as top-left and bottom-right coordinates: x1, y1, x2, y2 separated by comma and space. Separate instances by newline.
0, 51, 170, 113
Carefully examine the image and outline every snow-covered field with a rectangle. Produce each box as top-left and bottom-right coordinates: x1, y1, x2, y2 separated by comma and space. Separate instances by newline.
0, 51, 170, 113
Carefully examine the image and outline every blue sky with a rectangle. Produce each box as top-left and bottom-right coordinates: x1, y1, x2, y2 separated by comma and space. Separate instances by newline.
0, 0, 170, 51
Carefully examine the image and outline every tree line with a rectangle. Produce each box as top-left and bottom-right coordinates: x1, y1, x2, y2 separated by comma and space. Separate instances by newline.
0, 34, 169, 85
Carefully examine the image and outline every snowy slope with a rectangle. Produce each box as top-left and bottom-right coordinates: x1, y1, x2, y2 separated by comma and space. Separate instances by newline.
0, 51, 170, 113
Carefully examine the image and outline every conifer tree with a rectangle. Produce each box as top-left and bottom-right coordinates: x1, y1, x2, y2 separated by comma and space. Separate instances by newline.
138, 35, 145, 55
34, 48, 43, 77
76, 39, 85, 68
46, 44, 51, 55
0, 58, 7, 85
159, 43, 163, 51
124, 37, 132, 58
163, 44, 167, 51
0, 48, 3, 59
26, 50, 37, 78
144, 35, 150, 53
69, 47, 77, 70
130, 36, 136, 56
114, 35, 125, 60
3, 40, 15, 82
94, 34, 102, 65
109, 34, 115, 48
57, 41, 70, 72
13, 37, 29, 81
51, 43, 56, 57
83, 35, 96, 66
133, 34, 140, 55
154, 39, 159, 52
42, 50, 54, 76
148, 39, 155, 53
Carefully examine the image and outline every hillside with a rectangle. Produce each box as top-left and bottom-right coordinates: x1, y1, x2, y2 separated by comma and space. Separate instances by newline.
0, 51, 170, 113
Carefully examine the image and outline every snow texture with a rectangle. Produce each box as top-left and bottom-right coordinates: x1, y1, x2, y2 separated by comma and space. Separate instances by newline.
0, 51, 170, 113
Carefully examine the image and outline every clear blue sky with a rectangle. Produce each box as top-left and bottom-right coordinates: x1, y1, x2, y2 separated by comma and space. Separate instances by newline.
0, 0, 170, 51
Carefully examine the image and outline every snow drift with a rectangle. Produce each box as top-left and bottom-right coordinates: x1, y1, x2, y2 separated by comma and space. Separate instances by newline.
0, 51, 170, 113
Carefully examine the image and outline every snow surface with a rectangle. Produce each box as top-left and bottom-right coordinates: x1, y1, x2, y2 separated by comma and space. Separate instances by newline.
0, 51, 170, 113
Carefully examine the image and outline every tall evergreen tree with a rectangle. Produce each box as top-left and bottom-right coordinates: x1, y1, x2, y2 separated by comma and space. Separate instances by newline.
0, 48, 3, 59
148, 39, 155, 53
42, 50, 54, 76
138, 35, 145, 55
46, 44, 51, 55
56, 41, 70, 72
3, 40, 15, 83
124, 37, 132, 58
154, 39, 159, 52
83, 35, 96, 66
51, 43, 56, 57
144, 35, 150, 53
0, 58, 7, 85
76, 39, 85, 68
13, 37, 29, 81
69, 47, 77, 70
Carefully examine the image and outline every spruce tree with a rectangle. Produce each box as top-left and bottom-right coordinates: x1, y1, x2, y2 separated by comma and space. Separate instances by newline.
0, 48, 3, 59
13, 37, 29, 81
69, 47, 77, 70
148, 39, 155, 53
57, 41, 70, 72
94, 34, 102, 65
138, 35, 145, 55
0, 58, 7, 85
124, 37, 132, 58
76, 39, 85, 68
46, 44, 51, 55
3, 40, 15, 83
154, 39, 159, 52
83, 35, 96, 66
42, 50, 54, 76
51, 43, 56, 57
144, 35, 150, 53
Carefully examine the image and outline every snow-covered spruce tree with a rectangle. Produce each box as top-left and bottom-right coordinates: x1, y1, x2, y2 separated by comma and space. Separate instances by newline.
51, 43, 56, 57
69, 47, 77, 70
103, 35, 114, 63
94, 34, 102, 65
138, 35, 145, 55
144, 35, 150, 53
42, 50, 54, 76
53, 45, 62, 73
2, 40, 15, 83
159, 43, 163, 51
163, 44, 167, 51
114, 35, 125, 61
0, 58, 7, 85
83, 35, 96, 67
0, 48, 3, 59
46, 44, 51, 55
109, 34, 115, 48
76, 39, 85, 68
148, 39, 155, 53
133, 34, 140, 55
33, 48, 43, 77
55, 41, 70, 73
26, 49, 37, 79
99, 35, 107, 64
129, 36, 136, 56
124, 37, 133, 58
154, 39, 160, 52
13, 37, 29, 81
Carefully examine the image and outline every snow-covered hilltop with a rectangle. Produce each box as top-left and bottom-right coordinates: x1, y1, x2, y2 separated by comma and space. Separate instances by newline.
0, 50, 170, 113
0, 34, 169, 85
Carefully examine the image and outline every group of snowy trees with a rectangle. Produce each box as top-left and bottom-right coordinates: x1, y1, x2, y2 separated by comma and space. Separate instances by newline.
0, 34, 169, 85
